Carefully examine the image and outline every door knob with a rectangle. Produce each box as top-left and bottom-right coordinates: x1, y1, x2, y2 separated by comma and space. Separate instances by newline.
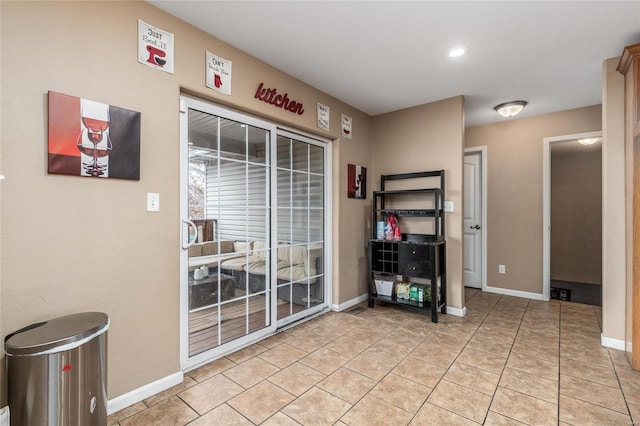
471, 224, 481, 230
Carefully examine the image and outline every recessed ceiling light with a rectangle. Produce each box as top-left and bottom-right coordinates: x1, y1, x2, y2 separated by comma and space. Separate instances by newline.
448, 47, 466, 58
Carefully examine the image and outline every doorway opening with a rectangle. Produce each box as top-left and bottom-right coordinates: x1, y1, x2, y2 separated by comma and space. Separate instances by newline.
543, 132, 602, 305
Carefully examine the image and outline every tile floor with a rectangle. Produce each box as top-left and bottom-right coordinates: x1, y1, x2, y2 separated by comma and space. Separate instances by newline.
109, 288, 640, 425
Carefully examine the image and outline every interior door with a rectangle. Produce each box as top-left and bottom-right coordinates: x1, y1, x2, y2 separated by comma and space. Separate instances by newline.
464, 151, 482, 288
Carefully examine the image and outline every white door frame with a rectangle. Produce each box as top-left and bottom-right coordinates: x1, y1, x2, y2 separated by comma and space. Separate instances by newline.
542, 131, 602, 301
464, 146, 488, 291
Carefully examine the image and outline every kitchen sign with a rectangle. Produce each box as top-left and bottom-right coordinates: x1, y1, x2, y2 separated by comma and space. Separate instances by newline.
254, 83, 305, 115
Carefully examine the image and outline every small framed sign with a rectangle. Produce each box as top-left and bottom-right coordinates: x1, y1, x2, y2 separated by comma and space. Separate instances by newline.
206, 51, 232, 95
342, 114, 353, 139
317, 103, 330, 131
138, 20, 174, 74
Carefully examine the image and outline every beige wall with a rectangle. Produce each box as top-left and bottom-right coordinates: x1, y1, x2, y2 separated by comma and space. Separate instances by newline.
602, 56, 627, 344
550, 146, 602, 285
0, 1, 373, 399
370, 97, 465, 311
466, 105, 602, 294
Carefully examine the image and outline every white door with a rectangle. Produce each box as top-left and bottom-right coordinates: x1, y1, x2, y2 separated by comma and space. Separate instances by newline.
464, 151, 482, 288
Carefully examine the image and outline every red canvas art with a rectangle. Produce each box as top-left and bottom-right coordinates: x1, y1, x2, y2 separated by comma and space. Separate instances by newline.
347, 164, 366, 199
48, 91, 141, 179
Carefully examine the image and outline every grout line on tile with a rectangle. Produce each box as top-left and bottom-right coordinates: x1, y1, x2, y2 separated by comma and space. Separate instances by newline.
113, 292, 631, 426
607, 347, 635, 422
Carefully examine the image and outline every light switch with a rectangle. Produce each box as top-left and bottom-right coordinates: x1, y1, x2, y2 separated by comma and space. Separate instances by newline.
444, 201, 454, 212
147, 193, 160, 212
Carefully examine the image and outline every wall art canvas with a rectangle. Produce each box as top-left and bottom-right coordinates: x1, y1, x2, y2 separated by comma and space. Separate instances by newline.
48, 91, 141, 180
347, 163, 366, 199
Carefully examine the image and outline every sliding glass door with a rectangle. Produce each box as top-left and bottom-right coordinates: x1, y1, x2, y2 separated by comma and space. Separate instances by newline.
180, 96, 329, 367
276, 131, 326, 322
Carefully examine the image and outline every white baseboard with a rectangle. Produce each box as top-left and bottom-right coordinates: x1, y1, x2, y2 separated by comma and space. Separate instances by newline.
446, 306, 466, 317
332, 294, 368, 312
628, 341, 633, 352
107, 371, 183, 415
601, 334, 626, 350
484, 285, 546, 301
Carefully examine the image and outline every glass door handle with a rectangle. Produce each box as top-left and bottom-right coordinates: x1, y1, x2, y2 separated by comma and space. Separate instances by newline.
182, 219, 198, 249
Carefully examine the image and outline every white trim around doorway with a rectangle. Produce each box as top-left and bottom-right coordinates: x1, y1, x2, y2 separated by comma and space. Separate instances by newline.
542, 131, 602, 302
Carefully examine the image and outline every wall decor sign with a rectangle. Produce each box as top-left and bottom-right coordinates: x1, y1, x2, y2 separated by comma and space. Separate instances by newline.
48, 91, 141, 180
317, 103, 330, 131
138, 19, 174, 74
206, 51, 232, 95
254, 83, 304, 115
347, 164, 366, 199
341, 114, 353, 139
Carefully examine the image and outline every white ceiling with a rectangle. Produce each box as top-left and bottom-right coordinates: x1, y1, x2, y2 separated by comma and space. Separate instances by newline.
149, 1, 640, 127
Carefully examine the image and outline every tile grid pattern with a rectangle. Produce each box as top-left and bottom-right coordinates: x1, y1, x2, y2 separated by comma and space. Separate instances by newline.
109, 289, 640, 425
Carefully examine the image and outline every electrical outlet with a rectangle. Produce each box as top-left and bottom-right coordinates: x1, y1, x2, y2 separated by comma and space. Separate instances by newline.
444, 201, 454, 212
498, 264, 506, 274
147, 193, 160, 212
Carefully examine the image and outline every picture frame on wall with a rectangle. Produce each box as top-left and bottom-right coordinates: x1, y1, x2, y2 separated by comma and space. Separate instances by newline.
347, 164, 366, 199
48, 91, 141, 180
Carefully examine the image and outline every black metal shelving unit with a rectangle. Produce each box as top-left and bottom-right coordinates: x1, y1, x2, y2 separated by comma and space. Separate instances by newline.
367, 170, 447, 322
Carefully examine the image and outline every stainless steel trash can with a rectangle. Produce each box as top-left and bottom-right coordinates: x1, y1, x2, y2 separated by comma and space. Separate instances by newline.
5, 312, 109, 426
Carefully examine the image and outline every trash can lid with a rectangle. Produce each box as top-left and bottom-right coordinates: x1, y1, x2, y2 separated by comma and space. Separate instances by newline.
5, 312, 109, 356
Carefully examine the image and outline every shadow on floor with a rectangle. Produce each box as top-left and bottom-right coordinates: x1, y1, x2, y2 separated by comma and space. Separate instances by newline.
550, 279, 601, 306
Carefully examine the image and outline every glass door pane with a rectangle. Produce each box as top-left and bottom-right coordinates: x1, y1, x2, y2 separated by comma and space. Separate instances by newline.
186, 108, 271, 357
276, 133, 325, 323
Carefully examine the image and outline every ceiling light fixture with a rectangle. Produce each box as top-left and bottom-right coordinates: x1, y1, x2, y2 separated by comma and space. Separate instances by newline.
448, 47, 466, 58
578, 137, 601, 146
494, 101, 527, 118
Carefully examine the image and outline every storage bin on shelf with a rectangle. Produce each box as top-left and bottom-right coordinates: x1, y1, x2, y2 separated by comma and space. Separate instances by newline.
373, 274, 395, 296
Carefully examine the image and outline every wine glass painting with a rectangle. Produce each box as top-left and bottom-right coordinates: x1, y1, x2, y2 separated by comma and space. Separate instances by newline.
48, 91, 141, 180
347, 164, 366, 199
78, 99, 112, 177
